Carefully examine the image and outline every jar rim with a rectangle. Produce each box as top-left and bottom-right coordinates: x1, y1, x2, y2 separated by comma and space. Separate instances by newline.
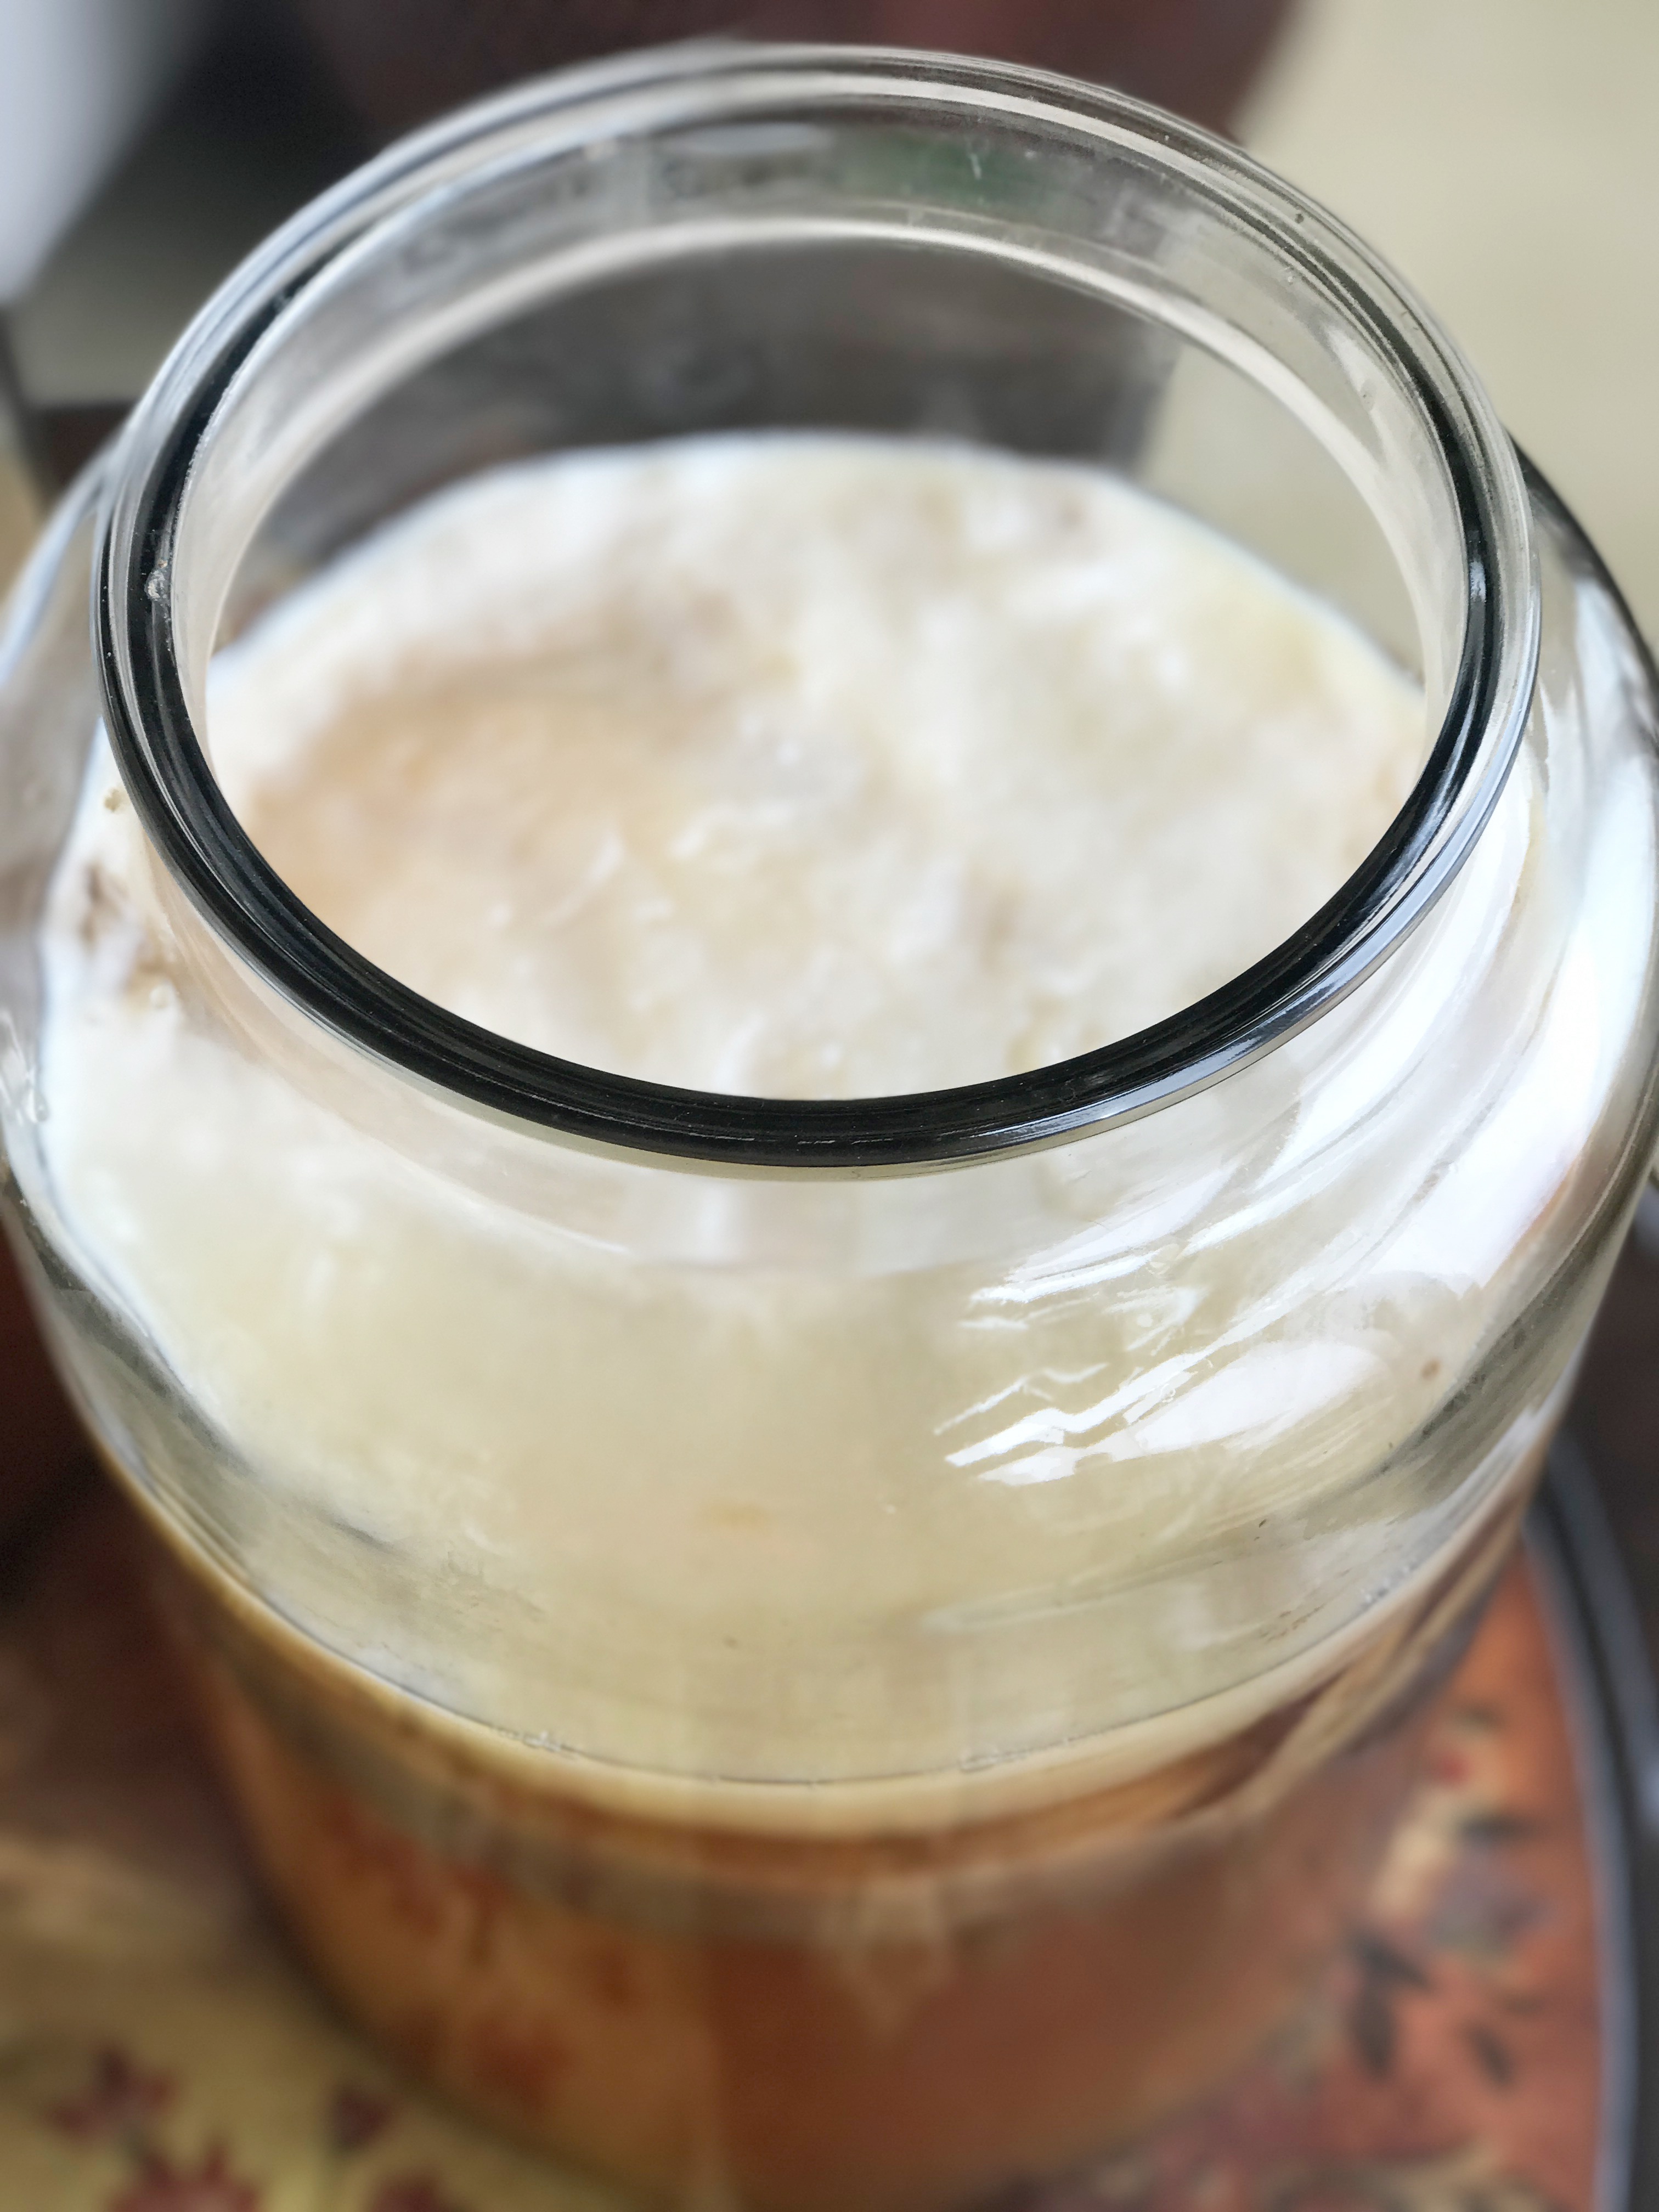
93, 41, 1539, 1172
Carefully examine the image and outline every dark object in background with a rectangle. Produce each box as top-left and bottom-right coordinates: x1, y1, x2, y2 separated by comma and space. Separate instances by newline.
0, 1240, 90, 1548
286, 0, 1295, 142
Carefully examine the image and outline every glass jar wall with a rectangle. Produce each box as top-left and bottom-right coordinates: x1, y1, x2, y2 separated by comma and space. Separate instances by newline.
2, 46, 1657, 2211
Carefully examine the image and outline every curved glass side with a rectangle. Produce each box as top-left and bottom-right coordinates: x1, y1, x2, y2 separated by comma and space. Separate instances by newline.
7, 453, 1658, 1804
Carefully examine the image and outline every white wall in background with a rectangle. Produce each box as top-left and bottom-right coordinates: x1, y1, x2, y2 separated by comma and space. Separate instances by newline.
1245, 0, 1659, 644
0, 0, 213, 300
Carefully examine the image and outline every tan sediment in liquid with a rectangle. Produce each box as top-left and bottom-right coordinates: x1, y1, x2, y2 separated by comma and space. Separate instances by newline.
146, 1444, 1532, 2211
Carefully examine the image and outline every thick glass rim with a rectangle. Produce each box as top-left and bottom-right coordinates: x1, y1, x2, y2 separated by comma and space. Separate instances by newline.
93, 41, 1539, 1172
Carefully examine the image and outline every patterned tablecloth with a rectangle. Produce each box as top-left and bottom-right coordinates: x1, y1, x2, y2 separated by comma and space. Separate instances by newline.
0, 1476, 1601, 2212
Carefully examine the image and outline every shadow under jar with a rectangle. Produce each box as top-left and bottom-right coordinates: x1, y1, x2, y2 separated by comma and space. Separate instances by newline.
3, 44, 1659, 2212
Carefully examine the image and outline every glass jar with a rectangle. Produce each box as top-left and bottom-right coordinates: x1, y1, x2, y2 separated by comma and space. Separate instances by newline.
3, 44, 1657, 2212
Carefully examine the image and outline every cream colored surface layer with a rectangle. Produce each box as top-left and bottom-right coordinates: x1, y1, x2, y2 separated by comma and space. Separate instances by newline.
41, 436, 1606, 1814
204, 437, 1421, 1096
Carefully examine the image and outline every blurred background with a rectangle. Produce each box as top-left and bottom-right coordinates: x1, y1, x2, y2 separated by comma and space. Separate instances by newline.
1, 0, 1656, 645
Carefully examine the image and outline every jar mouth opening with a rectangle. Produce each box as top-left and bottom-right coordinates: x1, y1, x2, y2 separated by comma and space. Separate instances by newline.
94, 41, 1538, 1172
